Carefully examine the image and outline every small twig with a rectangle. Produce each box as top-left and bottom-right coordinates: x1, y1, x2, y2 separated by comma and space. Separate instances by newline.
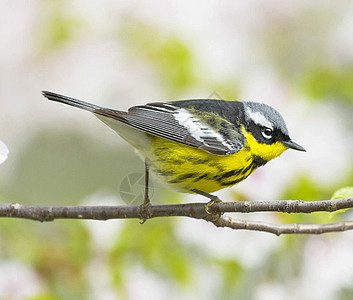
0, 198, 352, 235
212, 216, 353, 236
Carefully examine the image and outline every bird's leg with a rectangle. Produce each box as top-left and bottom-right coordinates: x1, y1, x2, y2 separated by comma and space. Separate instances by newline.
139, 159, 152, 223
144, 160, 150, 206
191, 189, 223, 218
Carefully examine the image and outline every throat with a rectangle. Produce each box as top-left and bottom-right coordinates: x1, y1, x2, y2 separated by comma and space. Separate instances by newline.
243, 130, 287, 162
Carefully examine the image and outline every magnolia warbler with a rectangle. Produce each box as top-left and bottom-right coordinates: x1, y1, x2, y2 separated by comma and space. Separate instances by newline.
42, 91, 305, 211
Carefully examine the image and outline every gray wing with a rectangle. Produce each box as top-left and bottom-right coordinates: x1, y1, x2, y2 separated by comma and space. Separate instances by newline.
96, 102, 243, 155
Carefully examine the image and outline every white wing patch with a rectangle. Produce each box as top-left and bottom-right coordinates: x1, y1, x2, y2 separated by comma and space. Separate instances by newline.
245, 107, 273, 129
173, 108, 233, 151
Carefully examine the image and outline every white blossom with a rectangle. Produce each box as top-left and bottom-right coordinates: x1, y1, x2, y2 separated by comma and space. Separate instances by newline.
0, 140, 8, 164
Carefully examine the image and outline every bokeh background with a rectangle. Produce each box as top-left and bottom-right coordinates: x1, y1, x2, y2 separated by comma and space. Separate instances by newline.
1, 1, 353, 299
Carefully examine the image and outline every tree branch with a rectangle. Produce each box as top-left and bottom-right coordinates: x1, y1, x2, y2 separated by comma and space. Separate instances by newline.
0, 198, 352, 235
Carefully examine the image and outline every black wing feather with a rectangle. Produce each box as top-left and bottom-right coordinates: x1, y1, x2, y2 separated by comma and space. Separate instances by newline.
96, 102, 242, 155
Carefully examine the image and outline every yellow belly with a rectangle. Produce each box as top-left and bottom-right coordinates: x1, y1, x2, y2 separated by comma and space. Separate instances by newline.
148, 137, 262, 193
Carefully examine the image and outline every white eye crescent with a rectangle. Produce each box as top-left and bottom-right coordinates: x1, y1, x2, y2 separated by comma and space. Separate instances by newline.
262, 127, 273, 139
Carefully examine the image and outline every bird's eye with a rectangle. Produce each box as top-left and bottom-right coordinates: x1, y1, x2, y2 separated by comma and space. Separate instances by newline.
262, 128, 273, 139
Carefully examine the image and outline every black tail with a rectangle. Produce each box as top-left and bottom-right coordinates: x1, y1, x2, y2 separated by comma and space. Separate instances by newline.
42, 91, 101, 112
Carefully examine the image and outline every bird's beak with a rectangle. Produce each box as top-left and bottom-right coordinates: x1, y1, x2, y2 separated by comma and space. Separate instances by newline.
281, 140, 306, 152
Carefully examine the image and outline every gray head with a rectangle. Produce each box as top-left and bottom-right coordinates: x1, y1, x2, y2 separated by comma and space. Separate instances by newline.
243, 102, 305, 151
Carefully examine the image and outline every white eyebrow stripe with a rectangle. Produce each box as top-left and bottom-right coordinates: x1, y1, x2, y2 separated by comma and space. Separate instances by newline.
246, 108, 273, 129
173, 108, 233, 150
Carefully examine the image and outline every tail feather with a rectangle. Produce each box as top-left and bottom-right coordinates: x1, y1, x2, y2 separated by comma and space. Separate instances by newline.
42, 91, 101, 112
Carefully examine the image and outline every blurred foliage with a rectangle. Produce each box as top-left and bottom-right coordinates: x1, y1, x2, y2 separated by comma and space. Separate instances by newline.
301, 65, 353, 104
110, 218, 192, 288
206, 82, 240, 102
118, 20, 241, 101
281, 175, 331, 201
0, 214, 90, 298
331, 187, 353, 200
329, 186, 353, 219
37, 0, 84, 53
119, 20, 195, 96
253, 234, 307, 292
339, 286, 353, 300
258, 4, 339, 81
5, 130, 143, 205
214, 259, 245, 298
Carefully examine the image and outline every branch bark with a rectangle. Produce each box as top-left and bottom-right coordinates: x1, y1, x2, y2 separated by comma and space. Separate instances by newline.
0, 198, 352, 236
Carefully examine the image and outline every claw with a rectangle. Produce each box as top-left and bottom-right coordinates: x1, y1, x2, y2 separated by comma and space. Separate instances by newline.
138, 201, 151, 224
191, 189, 223, 221
205, 198, 222, 215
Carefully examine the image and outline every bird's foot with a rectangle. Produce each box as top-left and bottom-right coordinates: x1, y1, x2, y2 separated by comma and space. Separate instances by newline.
205, 197, 222, 215
191, 189, 223, 221
138, 200, 152, 224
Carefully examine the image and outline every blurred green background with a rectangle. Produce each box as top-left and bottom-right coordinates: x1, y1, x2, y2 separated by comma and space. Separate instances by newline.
1, 1, 353, 299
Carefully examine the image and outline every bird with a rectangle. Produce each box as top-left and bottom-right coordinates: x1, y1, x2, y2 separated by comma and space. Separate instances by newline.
42, 91, 305, 216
